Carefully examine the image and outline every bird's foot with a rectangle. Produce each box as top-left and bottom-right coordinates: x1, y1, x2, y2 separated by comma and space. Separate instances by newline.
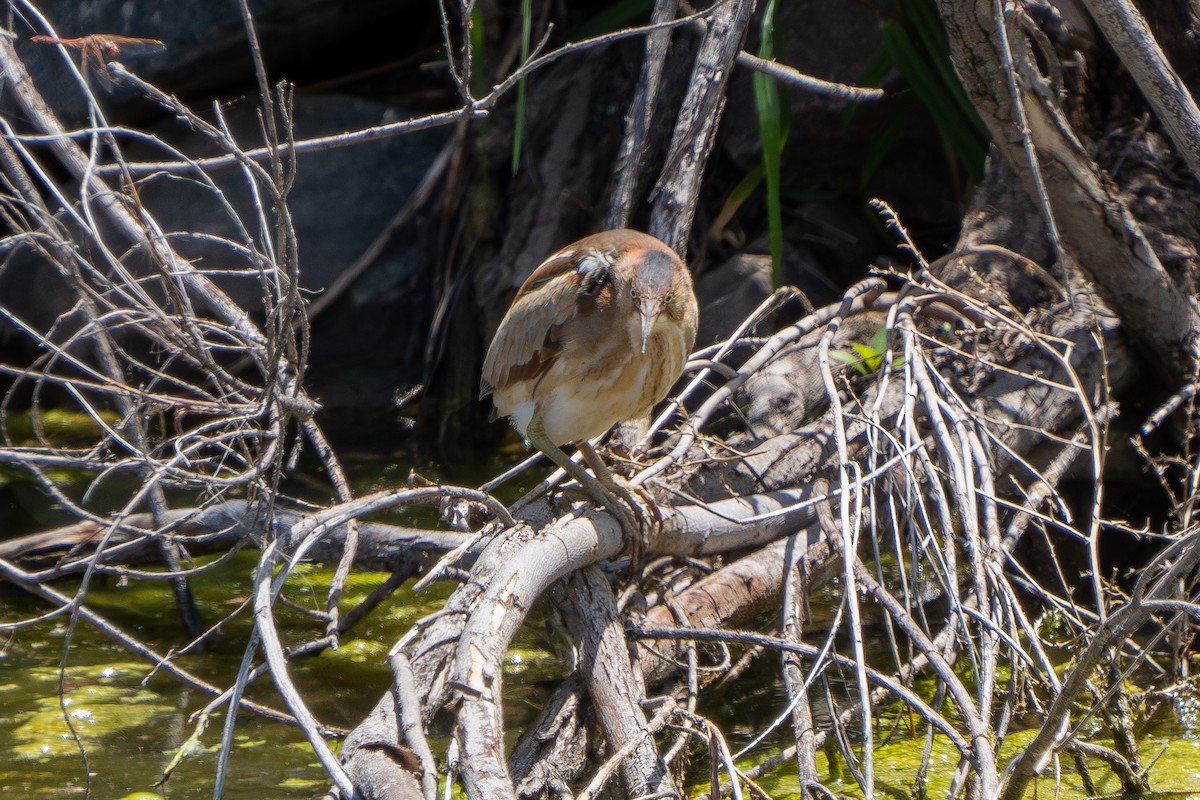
607, 479, 663, 572
549, 462, 657, 568
557, 476, 650, 551
525, 419, 660, 565
577, 442, 661, 568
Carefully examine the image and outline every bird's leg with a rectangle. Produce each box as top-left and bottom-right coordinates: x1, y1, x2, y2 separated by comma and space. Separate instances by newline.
578, 440, 659, 568
525, 416, 640, 540
577, 441, 658, 530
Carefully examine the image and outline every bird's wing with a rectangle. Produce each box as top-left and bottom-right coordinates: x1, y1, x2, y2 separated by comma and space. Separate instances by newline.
480, 248, 611, 397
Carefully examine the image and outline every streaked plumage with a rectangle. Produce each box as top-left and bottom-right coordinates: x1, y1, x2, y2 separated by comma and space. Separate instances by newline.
481, 229, 698, 446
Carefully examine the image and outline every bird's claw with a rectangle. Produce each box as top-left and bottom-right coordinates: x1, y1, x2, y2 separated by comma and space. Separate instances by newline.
598, 478, 662, 571
556, 476, 660, 568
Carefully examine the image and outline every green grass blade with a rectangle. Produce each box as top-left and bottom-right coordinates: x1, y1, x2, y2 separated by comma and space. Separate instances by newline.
511, 0, 532, 175
842, 48, 894, 131
470, 4, 487, 99
903, 0, 990, 147
881, 20, 987, 181
754, 0, 785, 285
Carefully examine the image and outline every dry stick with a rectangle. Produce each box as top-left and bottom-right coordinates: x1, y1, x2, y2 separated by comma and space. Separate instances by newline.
992, 0, 1066, 263
267, 488, 508, 797
449, 489, 817, 799
116, 104, 480, 176
916, 684, 949, 797
0, 42, 268, 350
660, 596, 702, 770
729, 623, 961, 793
389, 648, 439, 800
896, 319, 960, 597
862, 296, 908, 682
506, 672, 589, 795
726, 450, 1013, 794
649, 0, 757, 256
715, 345, 1118, 796
950, 0, 1200, 377
936, 386, 998, 730
555, 567, 672, 798
855, 549, 998, 783
448, 517, 623, 797
693, 712, 746, 800
823, 474, 1001, 797
2, 48, 289, 582
253, 541, 357, 798
780, 532, 820, 788
900, 323, 974, 651
931, 282, 1109, 631
1077, 0, 1200, 183
635, 625, 972, 756
605, 0, 679, 230
237, 488, 491, 798
999, 531, 1200, 800
210, 628, 266, 800
0, 501, 460, 580
107, 13, 709, 177
191, 592, 401, 741
816, 287, 876, 797
434, 0, 470, 103
0, 30, 372, 792
0, 32, 207, 638
905, 325, 1012, 791
574, 701, 676, 800
214, 7, 313, 792
951, 276, 1112, 627
302, 418, 359, 641
735, 52, 886, 101
659, 596, 705, 687
1001, 424, 1091, 549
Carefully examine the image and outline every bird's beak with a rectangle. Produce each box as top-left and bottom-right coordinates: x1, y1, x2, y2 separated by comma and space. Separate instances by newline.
638, 297, 662, 354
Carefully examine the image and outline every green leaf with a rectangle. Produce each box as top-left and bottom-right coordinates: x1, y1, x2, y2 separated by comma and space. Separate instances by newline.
754, 0, 785, 286
848, 0, 991, 185
830, 348, 869, 376
905, 0, 984, 132
870, 324, 889, 355
850, 342, 883, 373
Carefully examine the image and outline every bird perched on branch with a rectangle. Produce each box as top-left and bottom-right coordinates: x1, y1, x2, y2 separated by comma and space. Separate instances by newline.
481, 229, 699, 534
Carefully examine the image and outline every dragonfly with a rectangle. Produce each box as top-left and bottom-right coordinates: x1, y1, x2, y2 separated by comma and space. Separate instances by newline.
31, 34, 166, 87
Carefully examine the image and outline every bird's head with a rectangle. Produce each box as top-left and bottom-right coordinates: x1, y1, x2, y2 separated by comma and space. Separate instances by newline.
628, 248, 692, 354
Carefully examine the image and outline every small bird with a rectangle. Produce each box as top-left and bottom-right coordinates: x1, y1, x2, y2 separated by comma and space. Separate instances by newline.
481, 229, 699, 531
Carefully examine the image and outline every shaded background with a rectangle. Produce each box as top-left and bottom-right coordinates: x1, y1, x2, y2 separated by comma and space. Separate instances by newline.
0, 0, 968, 460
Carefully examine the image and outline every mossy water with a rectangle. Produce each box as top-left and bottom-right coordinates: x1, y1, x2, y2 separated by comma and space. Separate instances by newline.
2, 566, 1200, 796
0, 552, 565, 798
3, 413, 1200, 798
7, 554, 1200, 798
698, 667, 1200, 799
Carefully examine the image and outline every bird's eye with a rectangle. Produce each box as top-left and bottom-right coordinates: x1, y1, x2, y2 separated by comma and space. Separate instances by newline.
664, 293, 674, 304
631, 288, 640, 300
